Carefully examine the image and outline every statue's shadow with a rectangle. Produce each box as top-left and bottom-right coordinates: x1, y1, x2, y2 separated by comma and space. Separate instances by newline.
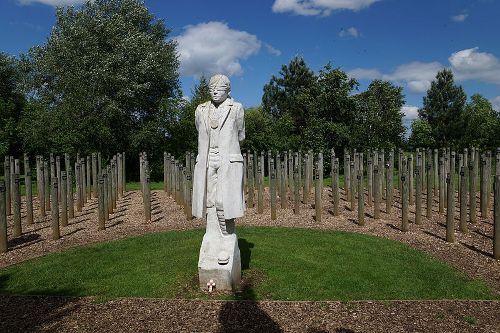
238, 238, 253, 271
218, 238, 283, 332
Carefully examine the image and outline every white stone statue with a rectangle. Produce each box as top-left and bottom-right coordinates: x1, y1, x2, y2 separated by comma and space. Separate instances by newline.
192, 74, 245, 291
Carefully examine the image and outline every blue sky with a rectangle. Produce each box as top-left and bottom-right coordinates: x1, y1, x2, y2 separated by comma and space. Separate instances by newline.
1, 0, 500, 127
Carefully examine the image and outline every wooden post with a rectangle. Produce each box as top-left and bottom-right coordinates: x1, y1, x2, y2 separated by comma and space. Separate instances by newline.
111, 160, 117, 211
164, 152, 168, 192
358, 169, 365, 226
496, 148, 500, 177
459, 166, 467, 233
344, 152, 350, 199
36, 156, 43, 216
103, 172, 109, 221
350, 159, 356, 211
270, 160, 277, 220
280, 163, 287, 209
0, 181, 6, 253
107, 166, 113, 214
408, 154, 414, 206
44, 160, 51, 212
4, 157, 11, 216
13, 173, 21, 237
51, 177, 60, 240
81, 158, 87, 205
10, 157, 14, 210
75, 162, 82, 212
268, 150, 272, 184
186, 168, 192, 221
426, 160, 432, 219
415, 164, 422, 225
67, 169, 74, 219
332, 158, 340, 216
92, 153, 98, 198
56, 156, 61, 202
439, 156, 444, 214
480, 154, 488, 218
434, 149, 439, 196
294, 154, 300, 215
487, 151, 492, 210
314, 153, 323, 222
248, 154, 254, 208
385, 155, 392, 214
373, 165, 380, 220
470, 160, 477, 224
287, 151, 293, 201
257, 159, 263, 214
121, 152, 126, 193
446, 173, 455, 243
353, 152, 359, 198
98, 175, 105, 230
494, 174, 500, 259
398, 149, 403, 195
380, 149, 385, 199
144, 168, 151, 223
401, 158, 409, 232
367, 151, 373, 207
23, 167, 33, 225
59, 171, 67, 227
303, 152, 310, 204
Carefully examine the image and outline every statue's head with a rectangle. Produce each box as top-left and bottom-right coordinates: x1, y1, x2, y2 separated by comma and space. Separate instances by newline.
209, 74, 230, 105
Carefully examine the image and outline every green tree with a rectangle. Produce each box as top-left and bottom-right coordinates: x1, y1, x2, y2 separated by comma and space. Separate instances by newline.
407, 119, 435, 149
21, 0, 180, 164
461, 94, 500, 149
262, 58, 358, 153
418, 69, 466, 147
241, 106, 281, 152
164, 76, 210, 158
0, 53, 25, 157
352, 80, 406, 149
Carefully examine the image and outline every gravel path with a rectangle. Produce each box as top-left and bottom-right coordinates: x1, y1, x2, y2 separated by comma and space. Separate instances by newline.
0, 188, 499, 332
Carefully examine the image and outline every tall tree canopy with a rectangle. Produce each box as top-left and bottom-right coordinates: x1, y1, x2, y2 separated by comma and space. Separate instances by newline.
418, 69, 466, 147
352, 80, 406, 149
0, 53, 25, 157
21, 0, 180, 160
461, 94, 500, 149
261, 57, 405, 154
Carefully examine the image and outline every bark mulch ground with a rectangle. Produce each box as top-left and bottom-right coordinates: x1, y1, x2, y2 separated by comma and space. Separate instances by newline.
0, 189, 499, 332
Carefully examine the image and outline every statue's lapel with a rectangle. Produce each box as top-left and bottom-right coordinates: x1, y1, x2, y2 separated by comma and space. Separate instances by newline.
219, 98, 233, 131
202, 102, 210, 134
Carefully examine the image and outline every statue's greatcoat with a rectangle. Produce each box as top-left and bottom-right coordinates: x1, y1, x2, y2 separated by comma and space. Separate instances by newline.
192, 97, 245, 219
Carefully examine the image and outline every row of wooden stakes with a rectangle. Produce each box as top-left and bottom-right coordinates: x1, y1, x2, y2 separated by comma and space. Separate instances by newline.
162, 148, 500, 259
0, 152, 127, 253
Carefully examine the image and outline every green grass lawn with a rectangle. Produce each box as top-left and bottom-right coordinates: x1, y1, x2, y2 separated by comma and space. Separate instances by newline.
0, 227, 496, 301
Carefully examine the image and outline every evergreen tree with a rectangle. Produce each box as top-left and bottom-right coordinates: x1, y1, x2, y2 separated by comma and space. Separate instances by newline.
418, 69, 466, 147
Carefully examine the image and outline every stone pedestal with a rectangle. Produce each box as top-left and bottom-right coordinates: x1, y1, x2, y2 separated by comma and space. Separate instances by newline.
198, 207, 241, 291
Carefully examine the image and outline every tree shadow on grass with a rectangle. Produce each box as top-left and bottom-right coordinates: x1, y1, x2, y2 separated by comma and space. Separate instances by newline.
218, 237, 283, 332
0, 274, 83, 333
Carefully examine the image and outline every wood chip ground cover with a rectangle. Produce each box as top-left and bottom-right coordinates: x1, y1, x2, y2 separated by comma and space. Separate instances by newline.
0, 189, 499, 332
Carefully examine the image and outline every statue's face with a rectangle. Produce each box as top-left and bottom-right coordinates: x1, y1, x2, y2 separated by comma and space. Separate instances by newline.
209, 83, 229, 105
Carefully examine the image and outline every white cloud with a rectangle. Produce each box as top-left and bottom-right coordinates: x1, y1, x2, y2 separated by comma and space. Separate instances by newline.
350, 62, 443, 93
401, 105, 419, 120
264, 43, 282, 56
17, 0, 88, 6
491, 96, 500, 112
175, 22, 262, 77
383, 61, 444, 93
451, 13, 468, 22
449, 47, 500, 84
348, 68, 382, 80
339, 27, 360, 38
272, 0, 380, 16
